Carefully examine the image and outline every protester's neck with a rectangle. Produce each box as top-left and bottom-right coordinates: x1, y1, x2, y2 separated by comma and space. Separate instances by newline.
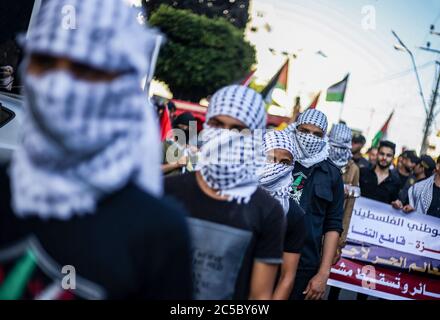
375, 165, 389, 176
195, 171, 230, 201
415, 172, 426, 181
352, 152, 361, 160
398, 166, 410, 177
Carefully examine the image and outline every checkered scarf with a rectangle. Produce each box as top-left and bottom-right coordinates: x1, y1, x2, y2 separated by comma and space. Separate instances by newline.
198, 85, 266, 203
328, 123, 353, 168
258, 130, 294, 214
287, 109, 329, 168
10, 0, 162, 219
408, 175, 435, 214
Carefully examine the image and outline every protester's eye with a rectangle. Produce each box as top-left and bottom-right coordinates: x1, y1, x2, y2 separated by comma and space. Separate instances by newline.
30, 54, 56, 72
280, 159, 291, 165
312, 132, 324, 138
71, 62, 118, 81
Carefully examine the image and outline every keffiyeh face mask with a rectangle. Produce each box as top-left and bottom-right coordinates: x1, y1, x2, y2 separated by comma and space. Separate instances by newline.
198, 85, 267, 204
10, 0, 162, 219
258, 130, 295, 214
328, 123, 353, 168
198, 126, 265, 203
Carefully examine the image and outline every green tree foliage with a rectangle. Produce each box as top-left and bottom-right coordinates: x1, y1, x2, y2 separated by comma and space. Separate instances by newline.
149, 5, 256, 102
142, 0, 250, 30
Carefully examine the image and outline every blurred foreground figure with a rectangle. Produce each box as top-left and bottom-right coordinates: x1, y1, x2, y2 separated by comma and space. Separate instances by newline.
0, 0, 192, 299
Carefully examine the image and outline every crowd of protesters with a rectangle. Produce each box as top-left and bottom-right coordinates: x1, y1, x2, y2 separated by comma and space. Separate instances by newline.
0, 0, 438, 301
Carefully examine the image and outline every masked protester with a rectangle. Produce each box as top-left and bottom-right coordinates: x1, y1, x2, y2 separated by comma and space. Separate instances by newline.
285, 109, 344, 300
0, 0, 192, 300
258, 130, 307, 300
326, 124, 361, 300
165, 85, 286, 300
162, 112, 197, 176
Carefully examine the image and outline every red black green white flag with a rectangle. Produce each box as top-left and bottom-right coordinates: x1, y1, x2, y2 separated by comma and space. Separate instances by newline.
371, 110, 394, 148
260, 59, 289, 105
326, 74, 349, 102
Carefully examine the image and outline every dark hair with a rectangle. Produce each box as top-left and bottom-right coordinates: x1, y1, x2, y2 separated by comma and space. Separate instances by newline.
367, 147, 378, 153
379, 140, 396, 155
352, 134, 366, 145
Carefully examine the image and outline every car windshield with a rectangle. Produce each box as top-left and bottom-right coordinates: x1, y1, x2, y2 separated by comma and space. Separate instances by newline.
0, 1, 37, 95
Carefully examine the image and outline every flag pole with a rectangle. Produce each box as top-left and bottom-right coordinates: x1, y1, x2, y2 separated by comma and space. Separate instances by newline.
338, 100, 345, 123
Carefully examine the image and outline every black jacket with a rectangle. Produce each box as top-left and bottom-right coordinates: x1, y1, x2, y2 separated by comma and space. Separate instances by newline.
296, 159, 344, 271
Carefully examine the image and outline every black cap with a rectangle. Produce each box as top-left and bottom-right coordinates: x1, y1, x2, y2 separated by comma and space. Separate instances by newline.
352, 134, 366, 145
402, 150, 418, 163
419, 155, 436, 177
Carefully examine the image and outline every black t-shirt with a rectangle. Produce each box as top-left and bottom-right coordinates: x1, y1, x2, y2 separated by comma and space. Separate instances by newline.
396, 169, 410, 190
164, 172, 285, 300
427, 185, 440, 218
290, 162, 312, 205
359, 166, 401, 204
0, 167, 193, 300
284, 200, 307, 254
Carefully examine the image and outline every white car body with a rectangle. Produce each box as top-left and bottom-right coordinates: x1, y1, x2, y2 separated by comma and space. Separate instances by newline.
0, 92, 24, 164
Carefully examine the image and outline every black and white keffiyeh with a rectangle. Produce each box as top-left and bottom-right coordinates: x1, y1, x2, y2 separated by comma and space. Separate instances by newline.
328, 123, 352, 168
287, 109, 329, 168
258, 130, 295, 214
408, 175, 435, 214
198, 85, 266, 203
10, 0, 163, 219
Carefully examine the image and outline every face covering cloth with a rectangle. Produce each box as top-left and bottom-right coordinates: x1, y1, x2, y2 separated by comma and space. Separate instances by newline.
258, 130, 295, 214
10, 0, 163, 219
198, 85, 267, 204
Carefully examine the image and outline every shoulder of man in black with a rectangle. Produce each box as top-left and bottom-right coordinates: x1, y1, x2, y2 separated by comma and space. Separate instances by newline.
315, 159, 344, 184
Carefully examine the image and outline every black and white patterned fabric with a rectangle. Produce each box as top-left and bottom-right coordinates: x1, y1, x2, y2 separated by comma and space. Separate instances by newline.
408, 175, 435, 215
206, 85, 267, 130
286, 109, 329, 168
328, 123, 352, 168
258, 130, 294, 214
10, 0, 162, 219
198, 85, 266, 203
23, 0, 158, 76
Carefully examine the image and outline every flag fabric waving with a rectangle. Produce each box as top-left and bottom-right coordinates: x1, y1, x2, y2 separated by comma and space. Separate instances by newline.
307, 91, 321, 110
371, 110, 394, 148
326, 74, 349, 102
159, 104, 173, 141
260, 59, 289, 105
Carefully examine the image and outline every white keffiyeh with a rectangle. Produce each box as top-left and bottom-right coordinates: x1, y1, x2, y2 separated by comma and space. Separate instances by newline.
197, 85, 267, 203
328, 123, 353, 168
258, 130, 295, 214
408, 175, 435, 215
10, 0, 163, 219
286, 109, 329, 168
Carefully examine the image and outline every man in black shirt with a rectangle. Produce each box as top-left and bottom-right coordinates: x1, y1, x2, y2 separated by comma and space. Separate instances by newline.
0, 0, 192, 300
404, 156, 440, 218
165, 85, 285, 300
286, 109, 344, 300
392, 150, 418, 190
257, 129, 307, 300
392, 155, 436, 208
359, 140, 401, 204
352, 134, 370, 169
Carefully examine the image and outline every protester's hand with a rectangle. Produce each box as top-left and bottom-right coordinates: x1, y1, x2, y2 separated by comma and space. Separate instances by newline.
391, 200, 403, 210
402, 205, 415, 214
176, 156, 188, 167
303, 272, 329, 300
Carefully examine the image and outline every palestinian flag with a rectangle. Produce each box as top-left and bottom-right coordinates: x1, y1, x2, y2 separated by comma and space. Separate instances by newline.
260, 59, 289, 105
326, 74, 349, 102
371, 111, 394, 148
241, 69, 257, 87
307, 91, 321, 110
